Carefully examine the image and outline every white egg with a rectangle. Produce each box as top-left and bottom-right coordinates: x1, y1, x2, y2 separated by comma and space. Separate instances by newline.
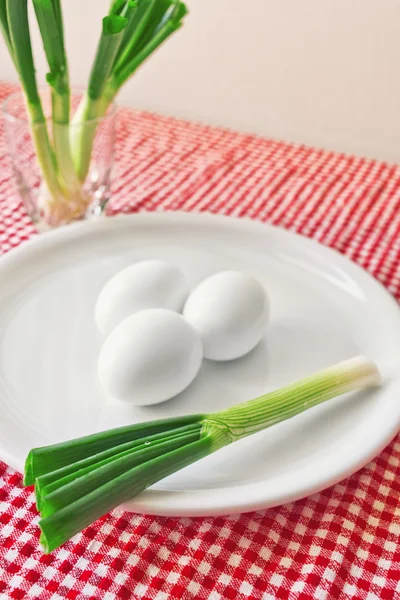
97, 308, 203, 405
183, 270, 269, 361
95, 260, 190, 335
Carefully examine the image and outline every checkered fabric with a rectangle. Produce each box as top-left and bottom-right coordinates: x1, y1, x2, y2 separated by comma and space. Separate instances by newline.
0, 81, 399, 600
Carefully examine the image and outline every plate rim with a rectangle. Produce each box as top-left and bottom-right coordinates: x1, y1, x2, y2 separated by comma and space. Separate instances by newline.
1, 211, 400, 516
1, 210, 399, 305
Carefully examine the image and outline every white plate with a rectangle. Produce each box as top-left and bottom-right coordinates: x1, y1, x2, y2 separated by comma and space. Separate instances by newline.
0, 212, 399, 516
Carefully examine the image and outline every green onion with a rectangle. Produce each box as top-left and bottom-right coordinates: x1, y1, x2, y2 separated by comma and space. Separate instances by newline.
106, 0, 188, 98
5, 0, 62, 199
88, 15, 129, 102
112, 0, 171, 76
69, 12, 129, 181
24, 356, 380, 553
0, 0, 13, 60
70, 0, 188, 183
0, 0, 188, 223
32, 0, 81, 198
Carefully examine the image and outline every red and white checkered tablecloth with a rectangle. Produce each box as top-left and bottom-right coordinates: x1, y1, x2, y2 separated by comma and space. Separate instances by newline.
0, 80, 399, 600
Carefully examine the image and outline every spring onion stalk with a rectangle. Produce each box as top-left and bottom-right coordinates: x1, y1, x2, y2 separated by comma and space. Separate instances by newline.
71, 0, 188, 182
70, 12, 130, 181
0, 0, 13, 59
32, 0, 81, 199
5, 0, 63, 200
24, 356, 380, 553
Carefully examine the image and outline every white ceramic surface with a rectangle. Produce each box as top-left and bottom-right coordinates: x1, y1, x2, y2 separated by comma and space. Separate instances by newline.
0, 212, 399, 516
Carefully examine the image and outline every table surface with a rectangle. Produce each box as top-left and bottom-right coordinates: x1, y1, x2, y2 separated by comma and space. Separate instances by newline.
0, 81, 399, 600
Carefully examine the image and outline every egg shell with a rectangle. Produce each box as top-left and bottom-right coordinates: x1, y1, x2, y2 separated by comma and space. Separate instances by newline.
97, 308, 203, 406
95, 260, 189, 336
183, 270, 269, 361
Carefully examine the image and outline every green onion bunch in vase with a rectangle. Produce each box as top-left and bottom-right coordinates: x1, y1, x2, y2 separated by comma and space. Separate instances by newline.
0, 0, 188, 228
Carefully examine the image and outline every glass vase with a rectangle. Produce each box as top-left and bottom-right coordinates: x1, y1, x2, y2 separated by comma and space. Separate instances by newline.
2, 89, 116, 231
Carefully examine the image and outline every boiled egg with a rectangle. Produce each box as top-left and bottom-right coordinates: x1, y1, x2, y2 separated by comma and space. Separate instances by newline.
95, 260, 189, 336
97, 308, 203, 405
183, 270, 269, 361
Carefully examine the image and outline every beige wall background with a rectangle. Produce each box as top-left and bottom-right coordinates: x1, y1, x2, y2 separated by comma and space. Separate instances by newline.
1, 0, 400, 162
